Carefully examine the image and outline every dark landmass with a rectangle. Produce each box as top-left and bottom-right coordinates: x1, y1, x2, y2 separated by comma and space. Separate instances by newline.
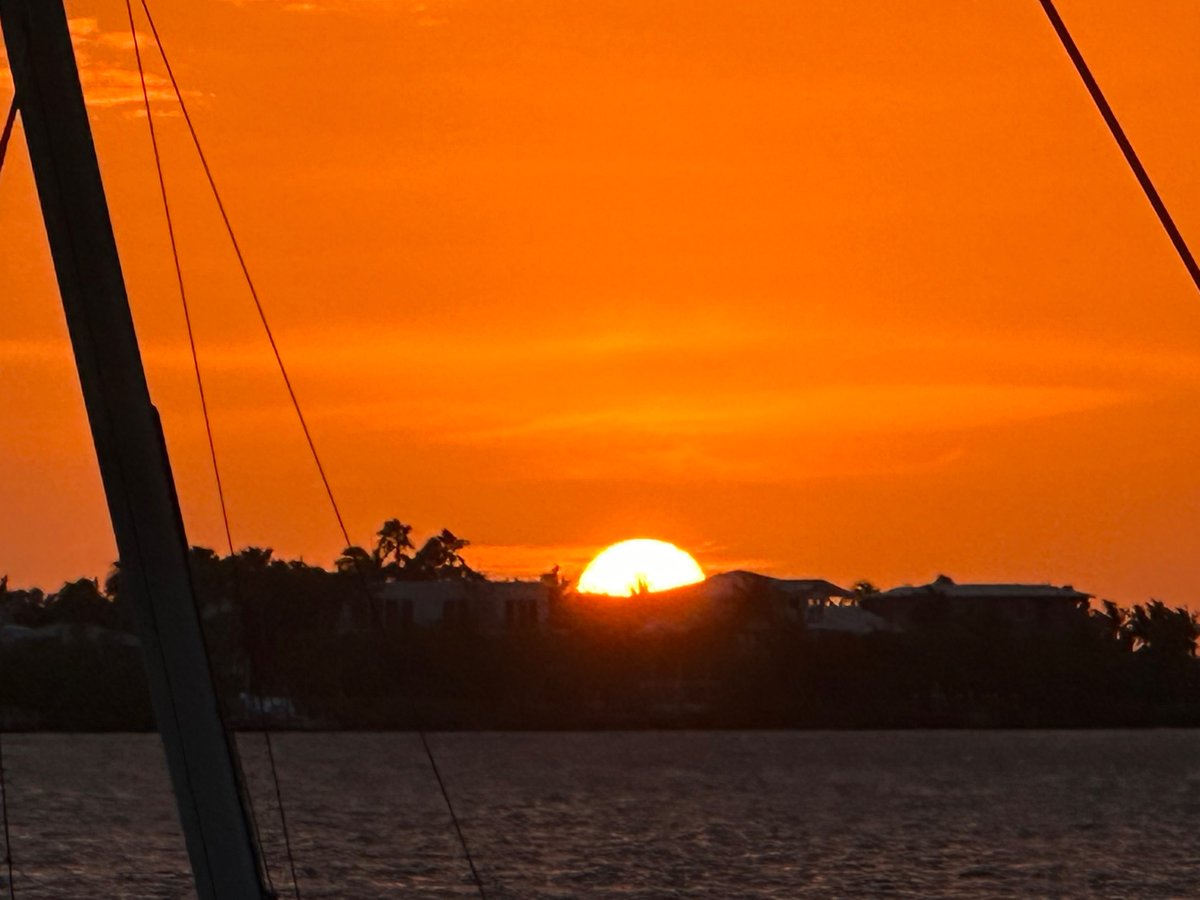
2, 521, 1198, 731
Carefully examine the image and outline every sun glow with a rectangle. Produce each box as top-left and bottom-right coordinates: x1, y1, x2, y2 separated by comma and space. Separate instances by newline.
577, 539, 705, 597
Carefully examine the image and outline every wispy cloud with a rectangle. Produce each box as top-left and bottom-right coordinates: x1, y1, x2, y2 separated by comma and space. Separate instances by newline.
0, 318, 763, 379
75, 16, 208, 115
468, 539, 784, 581
0, 325, 1158, 449
135, 320, 1200, 387
0, 17, 200, 116
12, 302, 1199, 383
221, 0, 451, 24
0, 321, 1171, 493
464, 542, 597, 579
448, 384, 1133, 443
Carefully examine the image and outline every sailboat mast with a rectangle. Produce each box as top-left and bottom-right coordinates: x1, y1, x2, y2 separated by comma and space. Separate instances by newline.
0, 1, 267, 896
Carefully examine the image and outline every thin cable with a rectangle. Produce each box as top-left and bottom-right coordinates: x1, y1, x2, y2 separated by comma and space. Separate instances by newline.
341, 559, 489, 898
256, 698, 298, 896
418, 731, 486, 898
236, 561, 302, 900
14, 21, 226, 889
0, 96, 17, 180
122, 7, 280, 897
123, 3, 298, 895
137, 5, 488, 896
121, 11, 280, 897
0, 728, 16, 899
339, 567, 488, 898
138, 0, 353, 552
1037, 0, 1200, 296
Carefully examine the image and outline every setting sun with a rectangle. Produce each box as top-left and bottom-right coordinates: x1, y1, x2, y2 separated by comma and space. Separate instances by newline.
577, 539, 705, 597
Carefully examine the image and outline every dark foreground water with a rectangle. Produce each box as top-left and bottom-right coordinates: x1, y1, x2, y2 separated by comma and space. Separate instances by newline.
1, 731, 1199, 898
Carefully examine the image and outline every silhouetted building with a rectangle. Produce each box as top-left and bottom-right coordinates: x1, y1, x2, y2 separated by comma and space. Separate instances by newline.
338, 579, 553, 635
571, 571, 888, 638
860, 574, 1090, 631
0, 621, 138, 647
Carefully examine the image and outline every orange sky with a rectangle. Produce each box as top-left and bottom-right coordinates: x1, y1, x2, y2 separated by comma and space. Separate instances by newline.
2, 1, 1199, 605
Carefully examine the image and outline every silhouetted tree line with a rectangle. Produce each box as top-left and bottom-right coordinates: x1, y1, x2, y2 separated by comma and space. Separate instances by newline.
0, 574, 147, 729
2, 525, 1199, 730
334, 520, 482, 583
0, 573, 131, 631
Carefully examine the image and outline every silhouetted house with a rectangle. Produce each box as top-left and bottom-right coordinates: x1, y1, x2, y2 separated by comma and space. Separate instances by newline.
0, 624, 48, 645
233, 692, 301, 727
729, 573, 891, 636
861, 574, 1090, 632
699, 572, 851, 619
763, 577, 894, 633
0, 703, 44, 730
0, 622, 139, 647
804, 601, 892, 635
572, 571, 886, 638
338, 579, 552, 635
707, 572, 891, 634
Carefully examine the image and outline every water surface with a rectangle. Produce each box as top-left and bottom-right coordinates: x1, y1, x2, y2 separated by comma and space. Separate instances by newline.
2, 730, 1198, 897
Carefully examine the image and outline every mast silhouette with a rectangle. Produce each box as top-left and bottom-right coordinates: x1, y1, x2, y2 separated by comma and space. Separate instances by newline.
0, 0, 267, 896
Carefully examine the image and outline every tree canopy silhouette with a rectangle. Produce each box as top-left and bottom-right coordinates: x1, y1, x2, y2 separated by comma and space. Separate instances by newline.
335, 521, 480, 582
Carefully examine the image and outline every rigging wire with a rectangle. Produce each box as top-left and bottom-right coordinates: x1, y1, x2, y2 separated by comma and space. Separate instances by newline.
254, 697, 300, 899
122, 2, 298, 896
1037, 0, 1200, 297
135, 3, 488, 895
338, 559, 489, 899
0, 725, 15, 899
138, 0, 352, 552
4, 23, 272, 899
1, 94, 19, 900
418, 731, 486, 895
0, 95, 17, 179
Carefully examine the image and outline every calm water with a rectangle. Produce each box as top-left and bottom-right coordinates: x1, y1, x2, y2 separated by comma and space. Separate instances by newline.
1, 731, 1199, 898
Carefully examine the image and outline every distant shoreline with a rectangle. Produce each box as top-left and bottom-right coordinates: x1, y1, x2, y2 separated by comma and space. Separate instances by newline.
7, 720, 1200, 735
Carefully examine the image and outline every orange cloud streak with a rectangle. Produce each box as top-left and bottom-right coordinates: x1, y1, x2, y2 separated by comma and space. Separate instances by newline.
2, 0, 1199, 607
